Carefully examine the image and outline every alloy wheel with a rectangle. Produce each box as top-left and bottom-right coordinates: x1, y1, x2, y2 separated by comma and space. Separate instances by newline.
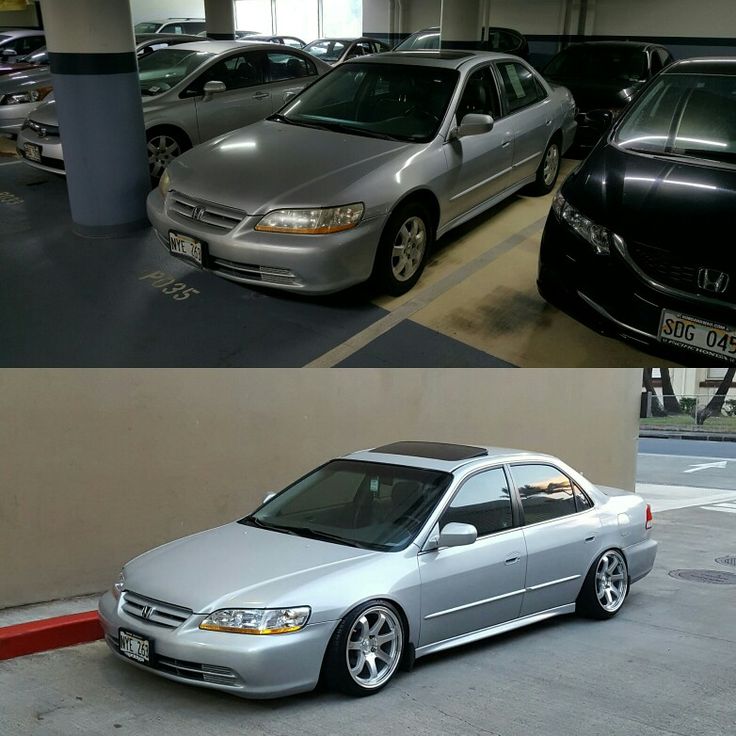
391, 216, 427, 282
345, 605, 403, 689
147, 134, 182, 179
595, 551, 628, 612
543, 143, 560, 186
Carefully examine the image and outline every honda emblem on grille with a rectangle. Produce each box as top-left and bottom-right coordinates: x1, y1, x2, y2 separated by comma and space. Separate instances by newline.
141, 605, 155, 620
191, 206, 206, 221
697, 268, 730, 294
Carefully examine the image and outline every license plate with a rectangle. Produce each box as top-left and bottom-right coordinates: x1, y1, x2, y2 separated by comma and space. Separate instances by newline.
659, 309, 736, 359
119, 630, 151, 664
23, 142, 42, 163
169, 231, 203, 266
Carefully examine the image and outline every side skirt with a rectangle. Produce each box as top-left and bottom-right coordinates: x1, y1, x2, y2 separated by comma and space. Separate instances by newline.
414, 603, 576, 659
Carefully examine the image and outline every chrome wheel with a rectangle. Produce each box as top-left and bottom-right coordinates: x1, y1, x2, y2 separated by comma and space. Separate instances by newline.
391, 216, 427, 282
595, 551, 628, 612
345, 605, 403, 689
147, 134, 182, 179
543, 143, 560, 186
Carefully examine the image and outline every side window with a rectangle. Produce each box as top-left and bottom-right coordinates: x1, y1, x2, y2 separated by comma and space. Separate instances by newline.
496, 61, 544, 114
284, 38, 303, 48
512, 464, 577, 524
267, 51, 315, 80
573, 483, 593, 512
183, 22, 206, 34
197, 52, 264, 90
456, 66, 501, 121
162, 24, 186, 35
440, 468, 513, 537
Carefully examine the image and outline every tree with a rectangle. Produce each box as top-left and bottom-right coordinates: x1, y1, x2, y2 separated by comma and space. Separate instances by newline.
660, 368, 682, 414
642, 368, 666, 417
696, 368, 736, 425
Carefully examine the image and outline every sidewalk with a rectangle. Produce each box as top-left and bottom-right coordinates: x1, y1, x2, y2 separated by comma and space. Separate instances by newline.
640, 428, 736, 442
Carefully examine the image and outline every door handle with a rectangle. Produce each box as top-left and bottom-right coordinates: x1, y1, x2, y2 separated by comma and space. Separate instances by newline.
505, 555, 521, 565
501, 141, 512, 148
585, 535, 596, 542
545, 119, 552, 126
253, 92, 270, 100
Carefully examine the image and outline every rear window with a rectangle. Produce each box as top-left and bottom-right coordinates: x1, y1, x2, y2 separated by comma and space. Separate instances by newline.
545, 45, 648, 83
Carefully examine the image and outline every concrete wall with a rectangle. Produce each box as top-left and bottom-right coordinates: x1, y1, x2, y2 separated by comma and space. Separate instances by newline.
0, 369, 641, 609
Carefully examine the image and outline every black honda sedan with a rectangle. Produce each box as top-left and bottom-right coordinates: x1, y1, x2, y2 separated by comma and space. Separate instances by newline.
538, 58, 736, 364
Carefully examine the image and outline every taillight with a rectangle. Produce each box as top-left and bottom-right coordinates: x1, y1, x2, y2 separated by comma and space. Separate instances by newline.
645, 503, 653, 530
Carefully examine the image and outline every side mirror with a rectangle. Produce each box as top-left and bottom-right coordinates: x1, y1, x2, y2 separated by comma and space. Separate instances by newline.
586, 109, 613, 131
438, 522, 477, 548
2, 48, 17, 57
203, 80, 226, 99
454, 113, 494, 139
262, 492, 276, 504
283, 89, 298, 102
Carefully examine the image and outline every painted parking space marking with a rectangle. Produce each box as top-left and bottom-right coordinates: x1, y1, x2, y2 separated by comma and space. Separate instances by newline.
0, 191, 22, 205
139, 271, 200, 301
305, 216, 547, 367
684, 461, 728, 473
701, 503, 736, 514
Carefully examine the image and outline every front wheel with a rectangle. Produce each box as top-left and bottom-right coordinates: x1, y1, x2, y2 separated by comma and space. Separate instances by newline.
528, 138, 561, 195
146, 130, 189, 182
372, 203, 434, 295
323, 600, 405, 696
577, 549, 629, 619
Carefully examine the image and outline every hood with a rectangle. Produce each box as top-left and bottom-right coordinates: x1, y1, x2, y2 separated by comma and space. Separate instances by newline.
545, 76, 643, 112
0, 66, 51, 92
124, 521, 378, 613
168, 118, 414, 214
565, 143, 736, 256
27, 97, 57, 124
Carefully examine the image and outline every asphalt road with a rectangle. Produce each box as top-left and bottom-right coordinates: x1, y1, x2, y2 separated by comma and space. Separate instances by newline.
637, 437, 736, 490
1, 504, 735, 736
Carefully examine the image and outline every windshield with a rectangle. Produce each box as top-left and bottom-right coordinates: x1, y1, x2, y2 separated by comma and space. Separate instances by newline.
304, 40, 346, 62
135, 22, 160, 34
241, 459, 453, 551
277, 62, 459, 142
545, 45, 648, 83
137, 48, 213, 95
395, 31, 440, 51
615, 72, 736, 165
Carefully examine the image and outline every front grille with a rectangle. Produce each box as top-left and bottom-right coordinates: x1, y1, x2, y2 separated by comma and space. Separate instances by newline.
122, 591, 192, 629
167, 190, 245, 231
626, 241, 735, 305
106, 633, 241, 687
212, 257, 298, 286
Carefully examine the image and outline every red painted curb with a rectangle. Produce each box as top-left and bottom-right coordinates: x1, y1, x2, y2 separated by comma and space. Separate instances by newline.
0, 611, 103, 660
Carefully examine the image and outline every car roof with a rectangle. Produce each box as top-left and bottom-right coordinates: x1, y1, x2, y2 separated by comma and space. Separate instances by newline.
348, 50, 517, 68
0, 29, 45, 38
343, 442, 548, 472
135, 33, 203, 44
165, 40, 271, 53
666, 57, 736, 74
565, 40, 657, 50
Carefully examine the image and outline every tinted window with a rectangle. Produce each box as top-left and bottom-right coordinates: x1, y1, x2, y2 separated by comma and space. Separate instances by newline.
395, 31, 440, 51
183, 22, 206, 34
496, 61, 544, 113
161, 23, 186, 34
305, 40, 346, 62
441, 468, 513, 536
512, 464, 577, 524
650, 50, 663, 76
544, 45, 648, 83
138, 48, 214, 95
267, 51, 315, 80
198, 52, 264, 90
573, 483, 593, 511
489, 30, 519, 53
457, 66, 501, 120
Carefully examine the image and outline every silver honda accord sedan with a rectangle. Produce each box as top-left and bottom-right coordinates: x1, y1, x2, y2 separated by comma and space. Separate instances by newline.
147, 50, 576, 295
98, 441, 656, 699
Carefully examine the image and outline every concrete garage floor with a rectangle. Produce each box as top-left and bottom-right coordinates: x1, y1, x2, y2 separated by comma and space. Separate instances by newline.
0, 147, 676, 367
2, 504, 734, 736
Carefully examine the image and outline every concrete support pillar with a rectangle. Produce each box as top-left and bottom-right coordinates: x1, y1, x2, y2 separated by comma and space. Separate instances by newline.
40, 0, 150, 237
440, 0, 483, 49
205, 0, 236, 40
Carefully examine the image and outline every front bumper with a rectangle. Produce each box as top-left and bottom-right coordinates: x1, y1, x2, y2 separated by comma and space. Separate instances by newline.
538, 213, 736, 364
99, 590, 337, 699
147, 188, 386, 294
15, 125, 65, 174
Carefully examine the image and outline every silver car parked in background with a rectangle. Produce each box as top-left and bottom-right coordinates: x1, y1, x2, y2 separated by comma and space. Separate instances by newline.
99, 441, 656, 699
16, 41, 330, 178
148, 50, 576, 295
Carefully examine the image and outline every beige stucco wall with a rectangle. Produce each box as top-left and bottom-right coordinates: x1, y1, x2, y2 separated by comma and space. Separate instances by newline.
0, 369, 641, 609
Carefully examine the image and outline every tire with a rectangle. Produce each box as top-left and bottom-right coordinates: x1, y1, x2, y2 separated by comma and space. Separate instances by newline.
372, 202, 434, 296
146, 129, 190, 182
528, 137, 561, 196
577, 549, 629, 620
323, 600, 405, 696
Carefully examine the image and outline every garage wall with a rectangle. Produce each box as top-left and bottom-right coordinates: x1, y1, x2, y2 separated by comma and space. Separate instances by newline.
128, 0, 205, 25
0, 369, 641, 609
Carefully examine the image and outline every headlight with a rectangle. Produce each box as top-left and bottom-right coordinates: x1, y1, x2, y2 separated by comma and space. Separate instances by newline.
553, 193, 621, 256
199, 607, 311, 634
112, 571, 125, 599
158, 169, 170, 197
254, 203, 364, 234
1, 85, 53, 106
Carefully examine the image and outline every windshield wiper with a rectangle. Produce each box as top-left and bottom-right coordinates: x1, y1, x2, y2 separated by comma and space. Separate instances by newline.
274, 525, 370, 549
239, 515, 287, 532
314, 122, 403, 141
267, 113, 332, 131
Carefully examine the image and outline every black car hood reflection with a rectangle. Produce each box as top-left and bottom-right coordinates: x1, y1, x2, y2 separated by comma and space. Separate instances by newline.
564, 143, 736, 254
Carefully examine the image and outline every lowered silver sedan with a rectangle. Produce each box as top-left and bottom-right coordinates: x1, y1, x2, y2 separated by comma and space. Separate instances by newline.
99, 441, 656, 699
148, 50, 576, 295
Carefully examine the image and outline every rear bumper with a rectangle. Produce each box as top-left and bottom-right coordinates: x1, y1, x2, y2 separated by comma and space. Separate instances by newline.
624, 538, 658, 584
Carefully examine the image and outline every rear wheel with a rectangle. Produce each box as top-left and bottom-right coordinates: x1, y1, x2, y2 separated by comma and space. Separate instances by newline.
577, 549, 629, 619
323, 600, 405, 696
528, 138, 561, 195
